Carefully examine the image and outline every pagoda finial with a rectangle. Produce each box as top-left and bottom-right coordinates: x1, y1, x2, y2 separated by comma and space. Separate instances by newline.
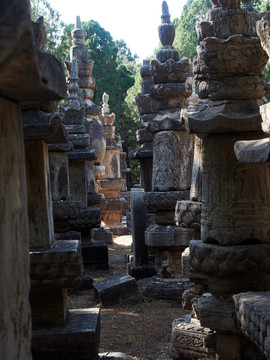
67, 57, 80, 108
76, 15, 82, 29
161, 1, 171, 24
102, 92, 110, 115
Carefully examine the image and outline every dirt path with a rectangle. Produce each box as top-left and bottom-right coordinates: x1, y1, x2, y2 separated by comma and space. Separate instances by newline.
68, 235, 189, 360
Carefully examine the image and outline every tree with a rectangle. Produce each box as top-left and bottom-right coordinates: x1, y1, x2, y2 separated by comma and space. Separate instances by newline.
30, 0, 65, 54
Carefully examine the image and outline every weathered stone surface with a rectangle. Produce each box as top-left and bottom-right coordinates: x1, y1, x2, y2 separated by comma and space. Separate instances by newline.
196, 21, 214, 42
83, 117, 106, 164
172, 316, 216, 360
257, 11, 270, 57
92, 274, 142, 306
190, 135, 203, 202
81, 240, 108, 268
234, 137, 270, 163
155, 211, 175, 225
53, 201, 101, 232
67, 148, 96, 160
99, 352, 133, 360
141, 277, 192, 300
93, 227, 113, 244
68, 133, 90, 148
136, 128, 154, 143
149, 82, 192, 100
61, 106, 85, 126
99, 179, 125, 191
30, 240, 82, 288
154, 248, 183, 278
103, 150, 121, 179
198, 76, 265, 101
175, 200, 201, 230
201, 132, 270, 245
130, 189, 149, 266
0, 2, 66, 105
144, 191, 190, 212
25, 140, 55, 248
213, 8, 253, 39
0, 97, 32, 360
136, 93, 187, 115
233, 291, 270, 359
32, 308, 100, 360
145, 224, 194, 247
49, 152, 70, 201
260, 102, 270, 134
186, 99, 264, 135
197, 293, 239, 332
190, 240, 270, 296
193, 35, 267, 80
151, 58, 190, 83
152, 131, 194, 191
23, 111, 68, 144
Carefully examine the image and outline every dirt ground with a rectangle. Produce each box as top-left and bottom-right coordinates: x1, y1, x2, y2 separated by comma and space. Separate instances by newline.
68, 235, 189, 360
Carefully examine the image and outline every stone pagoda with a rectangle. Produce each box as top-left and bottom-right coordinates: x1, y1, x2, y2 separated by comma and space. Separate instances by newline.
135, 1, 195, 298
182, 0, 270, 358
98, 92, 129, 235
63, 16, 108, 268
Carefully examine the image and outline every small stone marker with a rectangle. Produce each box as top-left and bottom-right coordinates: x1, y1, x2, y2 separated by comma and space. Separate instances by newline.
92, 273, 142, 307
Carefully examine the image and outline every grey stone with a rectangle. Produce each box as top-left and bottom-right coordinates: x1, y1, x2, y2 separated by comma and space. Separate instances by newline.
144, 191, 190, 213
172, 316, 216, 360
32, 308, 100, 360
92, 274, 142, 307
99, 352, 133, 360
175, 200, 201, 230
141, 277, 192, 300
233, 291, 270, 359
234, 137, 270, 163
198, 293, 239, 332
145, 224, 193, 247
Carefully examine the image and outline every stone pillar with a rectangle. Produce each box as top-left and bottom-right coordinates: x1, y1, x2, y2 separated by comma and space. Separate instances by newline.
98, 93, 129, 235
184, 1, 270, 359
137, 2, 194, 299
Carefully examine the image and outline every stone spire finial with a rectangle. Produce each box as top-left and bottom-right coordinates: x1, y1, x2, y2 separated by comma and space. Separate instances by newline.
70, 15, 88, 61
161, 1, 171, 23
102, 92, 110, 115
67, 57, 80, 108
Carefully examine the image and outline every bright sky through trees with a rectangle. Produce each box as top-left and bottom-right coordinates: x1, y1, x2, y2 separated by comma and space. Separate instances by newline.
47, 0, 185, 61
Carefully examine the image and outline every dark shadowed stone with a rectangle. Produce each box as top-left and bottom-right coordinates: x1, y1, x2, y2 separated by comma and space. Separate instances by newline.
32, 308, 100, 360
81, 240, 109, 268
23, 111, 68, 144
128, 142, 153, 160
141, 277, 192, 300
67, 148, 96, 160
92, 274, 142, 307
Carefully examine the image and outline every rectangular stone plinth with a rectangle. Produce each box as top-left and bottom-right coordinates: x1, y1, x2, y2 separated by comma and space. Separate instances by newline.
92, 273, 142, 307
172, 316, 216, 360
32, 308, 100, 360
233, 291, 270, 360
145, 224, 193, 247
30, 240, 83, 288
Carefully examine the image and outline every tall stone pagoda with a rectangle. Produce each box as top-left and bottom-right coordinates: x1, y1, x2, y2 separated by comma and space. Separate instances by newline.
182, 0, 270, 358
134, 1, 195, 296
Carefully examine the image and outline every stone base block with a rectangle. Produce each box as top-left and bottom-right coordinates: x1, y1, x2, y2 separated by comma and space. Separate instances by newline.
128, 262, 156, 280
172, 316, 216, 360
32, 308, 100, 360
109, 225, 130, 236
141, 276, 193, 300
92, 273, 142, 307
145, 224, 194, 247
81, 240, 109, 269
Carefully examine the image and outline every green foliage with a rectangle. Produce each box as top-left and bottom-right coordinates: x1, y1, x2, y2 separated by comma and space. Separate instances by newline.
30, 0, 65, 53
173, 0, 212, 60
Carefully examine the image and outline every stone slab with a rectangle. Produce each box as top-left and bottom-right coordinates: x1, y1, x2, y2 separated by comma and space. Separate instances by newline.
67, 149, 96, 160
141, 277, 192, 300
172, 316, 216, 360
92, 273, 142, 307
32, 308, 100, 360
81, 240, 109, 268
145, 224, 194, 247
